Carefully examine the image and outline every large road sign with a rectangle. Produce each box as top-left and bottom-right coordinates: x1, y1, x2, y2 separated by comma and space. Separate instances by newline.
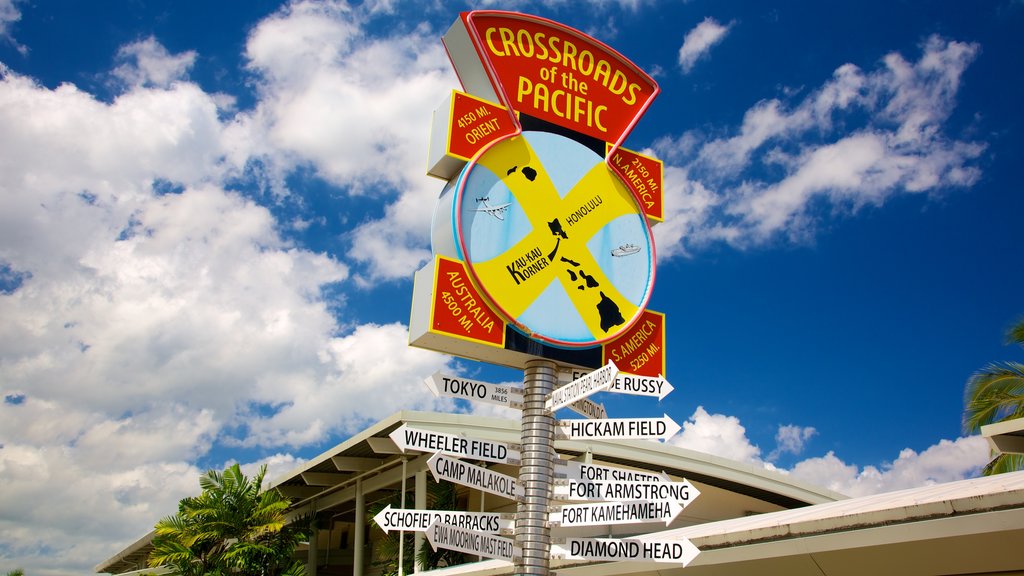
550, 500, 683, 528
389, 424, 519, 465
552, 536, 699, 565
546, 361, 618, 412
554, 478, 699, 503
426, 520, 517, 563
373, 505, 513, 534
556, 414, 681, 441
428, 452, 519, 500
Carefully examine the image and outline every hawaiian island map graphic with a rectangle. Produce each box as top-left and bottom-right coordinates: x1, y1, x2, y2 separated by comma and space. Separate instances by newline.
455, 131, 653, 346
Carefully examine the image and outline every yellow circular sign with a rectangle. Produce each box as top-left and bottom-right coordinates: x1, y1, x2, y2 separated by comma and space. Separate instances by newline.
450, 131, 655, 347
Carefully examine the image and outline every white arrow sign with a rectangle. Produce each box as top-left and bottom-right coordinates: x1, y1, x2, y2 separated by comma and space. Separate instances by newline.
556, 414, 681, 441
424, 372, 524, 409
564, 396, 607, 420
559, 461, 665, 483
546, 361, 618, 412
389, 424, 519, 464
551, 500, 683, 527
552, 536, 699, 565
373, 505, 513, 534
554, 478, 700, 503
428, 453, 519, 500
560, 370, 674, 400
426, 520, 516, 563
423, 371, 605, 419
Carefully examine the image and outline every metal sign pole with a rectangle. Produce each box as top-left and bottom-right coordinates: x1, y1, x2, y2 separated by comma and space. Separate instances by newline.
515, 359, 557, 575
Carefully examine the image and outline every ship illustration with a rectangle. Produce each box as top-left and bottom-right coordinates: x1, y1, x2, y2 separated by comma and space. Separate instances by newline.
474, 197, 511, 221
610, 243, 641, 257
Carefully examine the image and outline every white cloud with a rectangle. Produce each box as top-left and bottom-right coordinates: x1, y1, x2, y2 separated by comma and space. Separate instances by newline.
788, 437, 991, 497
655, 35, 984, 253
652, 165, 722, 260
670, 406, 763, 463
112, 36, 197, 88
678, 17, 733, 73
239, 0, 456, 282
768, 423, 817, 462
0, 26, 457, 572
0, 0, 26, 55
669, 406, 989, 498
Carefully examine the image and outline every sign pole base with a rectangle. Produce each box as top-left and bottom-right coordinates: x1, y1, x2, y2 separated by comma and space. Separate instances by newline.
515, 359, 557, 575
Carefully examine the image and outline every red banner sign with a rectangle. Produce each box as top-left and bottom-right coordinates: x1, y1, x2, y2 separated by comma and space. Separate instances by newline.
603, 309, 665, 377
446, 91, 518, 161
607, 145, 664, 223
431, 256, 506, 347
447, 11, 658, 148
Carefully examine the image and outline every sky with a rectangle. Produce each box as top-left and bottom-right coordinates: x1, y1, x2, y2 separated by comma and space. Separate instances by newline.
0, 0, 1022, 573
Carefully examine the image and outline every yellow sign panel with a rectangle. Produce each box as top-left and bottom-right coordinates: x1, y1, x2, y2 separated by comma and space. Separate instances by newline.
453, 131, 655, 347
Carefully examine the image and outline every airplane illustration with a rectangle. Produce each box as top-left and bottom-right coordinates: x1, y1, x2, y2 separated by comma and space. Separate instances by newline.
474, 197, 511, 220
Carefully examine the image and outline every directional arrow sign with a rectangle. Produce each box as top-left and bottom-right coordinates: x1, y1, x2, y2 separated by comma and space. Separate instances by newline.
426, 520, 516, 563
373, 505, 514, 534
546, 361, 618, 412
554, 478, 700, 503
556, 414, 681, 441
565, 396, 607, 420
559, 461, 664, 483
560, 370, 674, 400
389, 424, 519, 464
428, 452, 519, 500
552, 536, 700, 566
424, 371, 524, 409
551, 500, 683, 527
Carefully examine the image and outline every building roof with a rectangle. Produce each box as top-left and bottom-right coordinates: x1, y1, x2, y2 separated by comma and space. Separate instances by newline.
97, 410, 841, 574
269, 410, 843, 509
422, 470, 1024, 576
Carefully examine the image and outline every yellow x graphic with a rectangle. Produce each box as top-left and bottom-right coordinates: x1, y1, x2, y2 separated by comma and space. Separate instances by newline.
464, 135, 641, 340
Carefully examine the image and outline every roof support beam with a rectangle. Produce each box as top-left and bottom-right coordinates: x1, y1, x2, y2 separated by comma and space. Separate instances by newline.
301, 472, 350, 486
332, 456, 386, 471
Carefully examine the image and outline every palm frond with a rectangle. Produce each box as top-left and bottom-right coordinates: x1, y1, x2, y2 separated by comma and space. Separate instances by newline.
983, 452, 1024, 476
962, 361, 1024, 433
1007, 317, 1024, 347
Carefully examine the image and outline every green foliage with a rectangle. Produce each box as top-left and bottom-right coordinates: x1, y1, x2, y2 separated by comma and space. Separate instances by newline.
149, 463, 309, 576
6, 569, 25, 576
367, 478, 467, 575
964, 317, 1024, 475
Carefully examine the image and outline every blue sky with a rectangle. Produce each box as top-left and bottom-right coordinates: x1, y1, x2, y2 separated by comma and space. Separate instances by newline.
1, 0, 1022, 573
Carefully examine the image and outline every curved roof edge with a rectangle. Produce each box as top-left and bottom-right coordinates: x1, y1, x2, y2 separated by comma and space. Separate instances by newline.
269, 410, 844, 507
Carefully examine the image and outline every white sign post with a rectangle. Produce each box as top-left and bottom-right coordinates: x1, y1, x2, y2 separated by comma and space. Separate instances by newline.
424, 371, 606, 419
559, 370, 675, 400
373, 505, 514, 534
550, 500, 683, 527
428, 452, 519, 500
556, 414, 681, 441
545, 361, 618, 412
552, 536, 700, 565
559, 461, 664, 483
554, 478, 699, 503
425, 520, 517, 563
425, 371, 524, 409
389, 424, 519, 464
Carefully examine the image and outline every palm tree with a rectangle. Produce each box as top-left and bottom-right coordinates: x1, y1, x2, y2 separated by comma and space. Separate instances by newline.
149, 463, 309, 576
964, 317, 1024, 475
